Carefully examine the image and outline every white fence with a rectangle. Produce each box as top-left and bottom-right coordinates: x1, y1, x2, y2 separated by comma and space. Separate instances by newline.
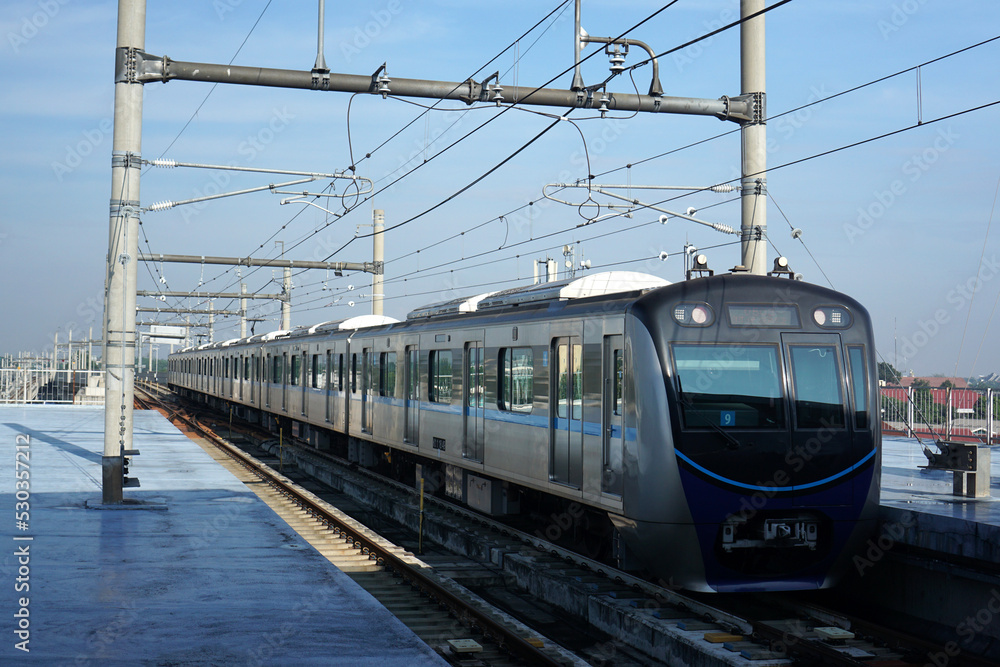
881, 386, 997, 443
0, 369, 105, 405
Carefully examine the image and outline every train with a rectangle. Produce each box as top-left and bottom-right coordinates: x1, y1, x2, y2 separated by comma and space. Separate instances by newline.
168, 266, 881, 593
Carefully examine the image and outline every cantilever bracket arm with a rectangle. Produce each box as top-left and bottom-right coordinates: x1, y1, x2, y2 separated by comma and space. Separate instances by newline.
115, 47, 754, 122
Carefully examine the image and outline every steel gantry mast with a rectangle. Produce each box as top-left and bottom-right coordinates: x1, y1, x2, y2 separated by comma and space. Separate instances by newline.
103, 0, 769, 504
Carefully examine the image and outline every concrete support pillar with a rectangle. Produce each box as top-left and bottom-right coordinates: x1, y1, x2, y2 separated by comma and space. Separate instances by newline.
102, 0, 146, 504
739, 0, 767, 275
281, 268, 291, 330
372, 209, 385, 317
240, 283, 247, 338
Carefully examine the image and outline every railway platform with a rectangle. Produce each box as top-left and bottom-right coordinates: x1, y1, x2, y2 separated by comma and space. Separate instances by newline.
880, 434, 1000, 564
0, 404, 444, 665
843, 435, 1000, 662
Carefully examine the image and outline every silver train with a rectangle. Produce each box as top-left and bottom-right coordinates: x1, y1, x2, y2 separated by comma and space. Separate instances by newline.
169, 269, 881, 592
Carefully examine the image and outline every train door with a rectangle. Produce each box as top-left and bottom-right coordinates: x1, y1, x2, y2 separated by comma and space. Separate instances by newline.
463, 338, 485, 462
281, 352, 288, 412
340, 349, 350, 433
404, 343, 419, 444
551, 336, 583, 488
324, 347, 333, 424
361, 344, 374, 434
265, 354, 271, 408
300, 350, 308, 417
781, 333, 851, 504
602, 335, 624, 496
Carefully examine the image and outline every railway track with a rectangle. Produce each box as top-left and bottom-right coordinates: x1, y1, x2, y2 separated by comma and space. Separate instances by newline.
136, 384, 994, 667
134, 384, 581, 666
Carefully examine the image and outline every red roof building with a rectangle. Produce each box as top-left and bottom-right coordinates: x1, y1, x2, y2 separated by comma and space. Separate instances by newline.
894, 376, 969, 389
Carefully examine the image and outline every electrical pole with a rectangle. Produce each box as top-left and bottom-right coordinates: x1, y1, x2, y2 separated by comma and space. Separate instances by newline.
739, 0, 768, 274
103, 0, 145, 504
281, 268, 291, 330
372, 209, 385, 316
240, 283, 248, 338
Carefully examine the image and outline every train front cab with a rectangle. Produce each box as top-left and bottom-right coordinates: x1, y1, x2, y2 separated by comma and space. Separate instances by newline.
619, 274, 880, 592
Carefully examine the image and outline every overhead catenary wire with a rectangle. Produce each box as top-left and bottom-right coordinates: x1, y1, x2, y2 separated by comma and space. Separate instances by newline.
172, 0, 585, 307
145, 12, 1000, 344
204, 0, 694, 311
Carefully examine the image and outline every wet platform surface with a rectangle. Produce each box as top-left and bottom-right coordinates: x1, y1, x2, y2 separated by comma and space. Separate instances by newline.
880, 435, 1000, 564
0, 405, 444, 666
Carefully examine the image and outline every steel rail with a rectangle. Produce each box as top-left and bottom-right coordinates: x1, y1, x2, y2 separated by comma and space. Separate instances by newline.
134, 386, 565, 667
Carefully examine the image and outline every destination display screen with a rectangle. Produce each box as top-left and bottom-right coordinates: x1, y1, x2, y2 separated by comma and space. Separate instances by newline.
727, 304, 800, 327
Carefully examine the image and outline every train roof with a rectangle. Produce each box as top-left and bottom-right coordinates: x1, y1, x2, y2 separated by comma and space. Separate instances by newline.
407, 271, 669, 320
477, 271, 669, 310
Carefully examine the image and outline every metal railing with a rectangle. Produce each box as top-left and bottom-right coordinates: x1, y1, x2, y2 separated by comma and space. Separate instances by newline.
881, 386, 996, 443
0, 369, 105, 405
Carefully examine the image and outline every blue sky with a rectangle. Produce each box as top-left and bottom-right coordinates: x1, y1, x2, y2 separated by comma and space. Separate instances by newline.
0, 1, 998, 378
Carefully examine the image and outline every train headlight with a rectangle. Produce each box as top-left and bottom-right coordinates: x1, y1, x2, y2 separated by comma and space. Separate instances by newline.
812, 306, 852, 329
672, 303, 715, 327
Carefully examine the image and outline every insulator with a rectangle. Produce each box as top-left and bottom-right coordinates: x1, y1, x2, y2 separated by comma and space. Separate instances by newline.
147, 201, 175, 212
151, 159, 177, 168
377, 74, 391, 99
709, 184, 738, 193
712, 223, 737, 235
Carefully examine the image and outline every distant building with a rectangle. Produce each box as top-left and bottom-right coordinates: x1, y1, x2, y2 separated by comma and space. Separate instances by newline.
892, 376, 969, 389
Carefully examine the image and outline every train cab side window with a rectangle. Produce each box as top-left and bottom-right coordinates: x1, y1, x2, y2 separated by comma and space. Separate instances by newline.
429, 350, 453, 403
789, 345, 846, 429
847, 346, 869, 429
499, 347, 533, 413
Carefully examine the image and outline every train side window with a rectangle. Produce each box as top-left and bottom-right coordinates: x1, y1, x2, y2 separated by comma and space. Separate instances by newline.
272, 355, 282, 384
290, 354, 300, 386
499, 347, 533, 413
338, 353, 344, 391
789, 345, 846, 429
613, 349, 624, 416
429, 350, 453, 403
313, 353, 327, 390
351, 353, 358, 393
847, 346, 869, 429
380, 352, 397, 397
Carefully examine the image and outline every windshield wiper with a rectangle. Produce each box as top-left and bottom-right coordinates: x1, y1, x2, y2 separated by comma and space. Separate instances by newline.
676, 376, 741, 451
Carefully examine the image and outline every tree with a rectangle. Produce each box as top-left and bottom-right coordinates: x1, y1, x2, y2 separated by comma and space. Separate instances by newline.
878, 361, 903, 384
939, 379, 954, 390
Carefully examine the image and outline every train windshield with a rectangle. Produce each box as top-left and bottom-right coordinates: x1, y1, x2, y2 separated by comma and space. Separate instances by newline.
787, 345, 845, 428
672, 344, 785, 429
